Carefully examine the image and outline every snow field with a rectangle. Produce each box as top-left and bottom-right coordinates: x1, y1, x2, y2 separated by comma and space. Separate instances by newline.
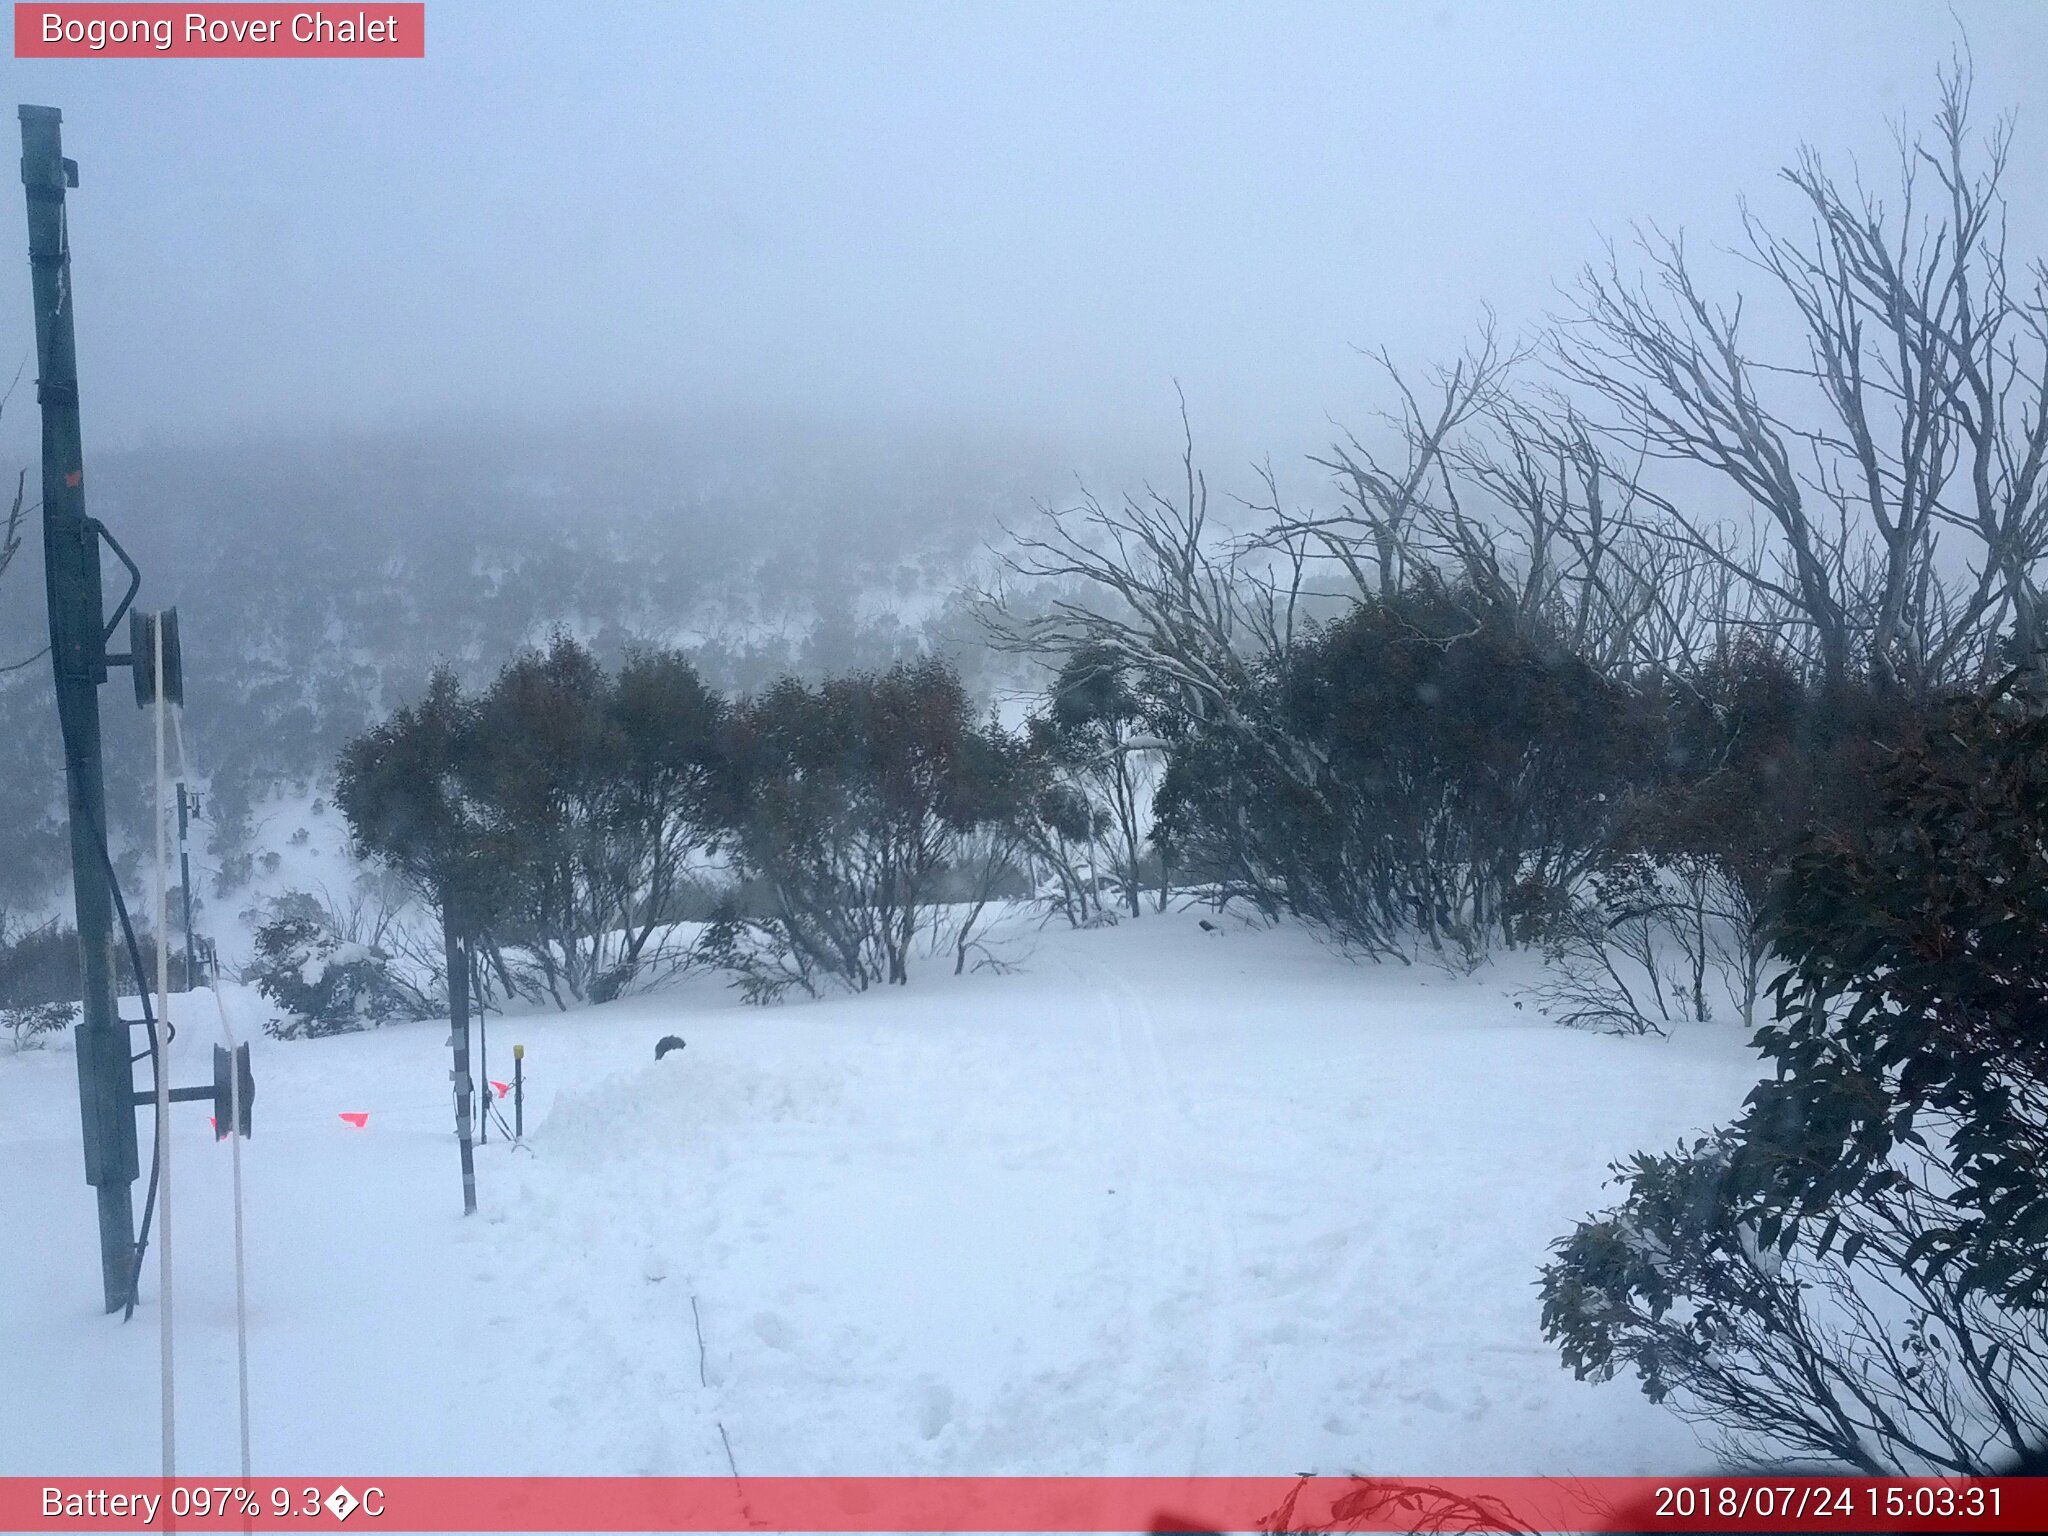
2, 911, 1764, 1478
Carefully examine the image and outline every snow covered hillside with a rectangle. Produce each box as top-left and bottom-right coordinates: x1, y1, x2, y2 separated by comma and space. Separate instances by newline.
1, 912, 1763, 1478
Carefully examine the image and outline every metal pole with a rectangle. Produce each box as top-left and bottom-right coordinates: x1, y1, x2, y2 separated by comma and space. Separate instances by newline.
443, 912, 477, 1215
21, 104, 138, 1313
513, 1044, 524, 1141
177, 784, 196, 989
475, 952, 487, 1147
227, 1052, 250, 1479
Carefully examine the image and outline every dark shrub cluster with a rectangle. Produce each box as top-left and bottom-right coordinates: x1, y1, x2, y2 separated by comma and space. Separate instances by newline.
1154, 586, 1647, 961
708, 658, 1040, 999
339, 639, 1046, 1006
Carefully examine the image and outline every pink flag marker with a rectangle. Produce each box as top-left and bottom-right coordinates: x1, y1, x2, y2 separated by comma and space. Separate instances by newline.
339, 1111, 370, 1129
490, 1080, 510, 1098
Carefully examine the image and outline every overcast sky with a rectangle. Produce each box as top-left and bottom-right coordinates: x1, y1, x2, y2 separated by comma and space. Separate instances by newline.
5, 0, 2048, 470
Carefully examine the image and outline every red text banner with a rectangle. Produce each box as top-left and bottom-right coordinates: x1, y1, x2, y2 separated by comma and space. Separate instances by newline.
3, 1476, 2047, 1533
14, 5, 424, 58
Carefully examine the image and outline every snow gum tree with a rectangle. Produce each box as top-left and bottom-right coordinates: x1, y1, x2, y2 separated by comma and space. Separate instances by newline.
1038, 643, 1166, 917
464, 634, 724, 1006
338, 637, 727, 1010
334, 666, 505, 1002
708, 657, 1037, 998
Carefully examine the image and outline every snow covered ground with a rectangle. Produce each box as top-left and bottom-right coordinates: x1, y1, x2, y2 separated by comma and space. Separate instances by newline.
2, 911, 1766, 1479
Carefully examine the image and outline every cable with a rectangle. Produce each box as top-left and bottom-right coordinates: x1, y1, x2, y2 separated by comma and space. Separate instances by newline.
37, 572, 174, 1329
207, 983, 253, 1479
175, 704, 254, 1478
109, 662, 208, 1327
46, 601, 242, 1475
150, 618, 174, 1477
98, 821, 164, 1324
35, 706, 168, 1322
60, 653, 179, 1399
74, 719, 181, 1330
80, 806, 166, 1324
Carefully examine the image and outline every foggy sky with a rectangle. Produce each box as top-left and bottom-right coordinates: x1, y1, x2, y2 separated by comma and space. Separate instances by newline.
5, 0, 2048, 472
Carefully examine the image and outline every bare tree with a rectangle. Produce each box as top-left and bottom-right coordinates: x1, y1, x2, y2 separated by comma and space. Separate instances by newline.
981, 396, 1324, 803
1433, 391, 1752, 681
3, 348, 45, 676
1273, 319, 1519, 604
1257, 328, 1754, 694
1554, 55, 2048, 693
0, 470, 22, 596
983, 373, 1662, 955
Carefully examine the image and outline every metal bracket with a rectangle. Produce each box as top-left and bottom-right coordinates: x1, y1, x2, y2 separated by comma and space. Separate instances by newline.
19, 168, 74, 197
93, 522, 141, 644
89, 520, 140, 646
127, 1044, 252, 1138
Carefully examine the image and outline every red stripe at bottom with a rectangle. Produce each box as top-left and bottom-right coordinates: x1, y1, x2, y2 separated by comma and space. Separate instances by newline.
3, 1476, 2043, 1533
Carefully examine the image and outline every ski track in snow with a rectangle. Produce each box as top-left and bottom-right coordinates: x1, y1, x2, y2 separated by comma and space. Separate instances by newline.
1062, 948, 1236, 1474
2, 911, 1764, 1478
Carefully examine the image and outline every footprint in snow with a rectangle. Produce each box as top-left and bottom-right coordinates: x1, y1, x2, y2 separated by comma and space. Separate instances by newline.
752, 1311, 794, 1350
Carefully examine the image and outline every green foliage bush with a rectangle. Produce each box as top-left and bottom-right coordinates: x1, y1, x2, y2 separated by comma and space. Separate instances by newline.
249, 898, 414, 1039
1540, 684, 2048, 1472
